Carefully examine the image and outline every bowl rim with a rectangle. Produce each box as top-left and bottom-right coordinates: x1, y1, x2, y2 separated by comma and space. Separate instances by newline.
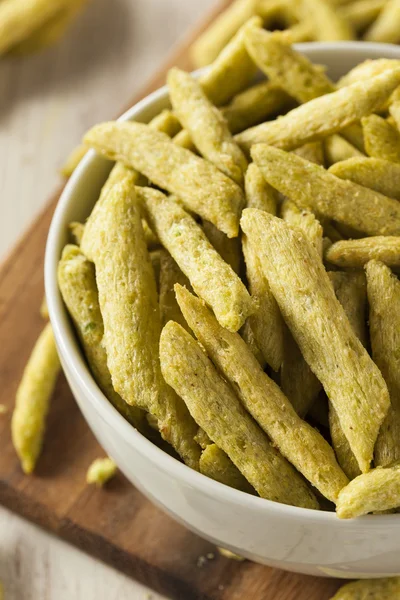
45, 40, 400, 527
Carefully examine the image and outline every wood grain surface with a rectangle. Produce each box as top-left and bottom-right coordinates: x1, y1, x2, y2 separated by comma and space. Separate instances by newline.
0, 1, 342, 598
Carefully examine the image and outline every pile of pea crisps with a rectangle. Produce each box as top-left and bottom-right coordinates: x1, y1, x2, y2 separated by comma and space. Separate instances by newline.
0, 0, 89, 57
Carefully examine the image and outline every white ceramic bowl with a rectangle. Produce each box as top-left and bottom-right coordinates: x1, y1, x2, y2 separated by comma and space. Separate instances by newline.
46, 42, 400, 579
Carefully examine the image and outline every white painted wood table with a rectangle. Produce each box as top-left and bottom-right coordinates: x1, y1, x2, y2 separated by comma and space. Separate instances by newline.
0, 1, 216, 597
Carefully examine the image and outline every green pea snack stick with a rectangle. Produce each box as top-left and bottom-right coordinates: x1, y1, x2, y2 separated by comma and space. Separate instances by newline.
389, 100, 400, 131
86, 457, 117, 486
367, 260, 400, 467
326, 237, 400, 269
252, 144, 400, 236
240, 210, 390, 473
68, 221, 85, 246
88, 179, 200, 469
329, 157, 400, 200
300, 0, 354, 40
244, 162, 278, 214
364, 0, 400, 42
12, 323, 61, 474
235, 68, 400, 152
57, 244, 146, 430
176, 285, 349, 502
138, 187, 253, 332
168, 68, 248, 187
84, 121, 244, 238
244, 28, 335, 103
281, 199, 323, 257
160, 320, 319, 509
362, 114, 400, 163
200, 444, 255, 494
159, 250, 192, 330
202, 220, 241, 274
339, 0, 386, 33
336, 464, 400, 518
324, 134, 364, 166
190, 0, 258, 68
329, 577, 400, 599
293, 142, 325, 165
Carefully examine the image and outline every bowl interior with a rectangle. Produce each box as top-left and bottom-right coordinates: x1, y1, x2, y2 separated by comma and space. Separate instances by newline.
45, 41, 400, 522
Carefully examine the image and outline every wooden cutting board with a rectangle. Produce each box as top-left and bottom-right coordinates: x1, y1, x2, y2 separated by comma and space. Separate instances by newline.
0, 2, 342, 598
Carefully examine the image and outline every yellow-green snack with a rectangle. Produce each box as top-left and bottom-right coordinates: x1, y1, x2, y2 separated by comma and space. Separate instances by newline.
222, 80, 294, 135
362, 114, 400, 163
326, 237, 400, 269
159, 249, 191, 330
340, 123, 366, 154
11, 323, 61, 474
68, 221, 85, 246
89, 180, 200, 469
235, 69, 400, 152
329, 405, 361, 480
324, 134, 364, 166
86, 457, 117, 486
61, 144, 88, 177
200, 443, 255, 494
337, 58, 400, 88
367, 260, 400, 467
300, 0, 354, 40
40, 296, 48, 320
244, 28, 335, 103
175, 285, 348, 502
252, 144, 400, 237
364, 0, 400, 42
336, 464, 400, 518
329, 577, 400, 599
168, 68, 248, 187
339, 0, 386, 33
242, 234, 284, 371
138, 187, 253, 332
240, 209, 391, 473
280, 199, 323, 417
160, 320, 319, 509
199, 16, 262, 107
281, 199, 323, 257
0, 0, 66, 56
293, 142, 325, 165
390, 101, 400, 132
57, 244, 146, 429
84, 121, 244, 238
323, 222, 343, 243
172, 129, 197, 152
148, 109, 182, 137
285, 20, 314, 42
203, 220, 241, 274
329, 157, 400, 201
244, 162, 278, 215
190, 0, 258, 68
195, 427, 212, 449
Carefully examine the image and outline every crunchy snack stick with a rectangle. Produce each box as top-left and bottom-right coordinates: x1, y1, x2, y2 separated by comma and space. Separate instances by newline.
235, 68, 400, 151
88, 179, 200, 469
329, 577, 400, 599
0, 0, 66, 55
329, 157, 400, 200
301, 0, 354, 40
57, 244, 146, 429
199, 444, 255, 494
281, 199, 323, 256
244, 28, 335, 103
168, 68, 248, 186
190, 0, 258, 68
159, 250, 191, 330
240, 209, 390, 473
11, 323, 61, 474
367, 260, 400, 467
326, 237, 400, 269
339, 0, 386, 33
160, 320, 319, 508
324, 134, 364, 166
86, 457, 117, 487
176, 285, 349, 502
222, 80, 293, 135
252, 144, 400, 236
84, 121, 244, 238
148, 109, 182, 137
362, 114, 400, 163
68, 221, 85, 246
138, 187, 253, 332
293, 142, 325, 165
244, 162, 278, 214
203, 220, 241, 274
337, 57, 400, 87
364, 0, 400, 43
390, 100, 400, 131
336, 464, 400, 518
